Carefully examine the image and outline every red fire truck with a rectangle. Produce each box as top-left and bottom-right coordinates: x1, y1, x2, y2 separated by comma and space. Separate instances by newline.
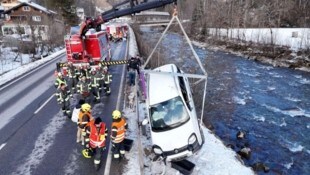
106, 24, 128, 42
57, 0, 177, 71
64, 29, 110, 65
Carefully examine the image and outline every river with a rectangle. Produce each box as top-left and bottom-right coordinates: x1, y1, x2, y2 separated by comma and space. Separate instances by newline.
138, 26, 310, 175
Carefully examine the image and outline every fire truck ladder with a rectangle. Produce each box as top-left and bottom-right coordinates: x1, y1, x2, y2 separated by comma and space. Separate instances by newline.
65, 37, 72, 60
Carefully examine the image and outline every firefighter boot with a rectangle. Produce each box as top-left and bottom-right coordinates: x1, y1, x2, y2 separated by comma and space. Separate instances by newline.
94, 159, 101, 171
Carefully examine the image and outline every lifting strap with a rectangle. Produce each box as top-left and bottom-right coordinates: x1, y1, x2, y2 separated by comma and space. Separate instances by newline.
142, 9, 208, 126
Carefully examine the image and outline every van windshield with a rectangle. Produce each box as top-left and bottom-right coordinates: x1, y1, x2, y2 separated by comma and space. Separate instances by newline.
150, 96, 190, 132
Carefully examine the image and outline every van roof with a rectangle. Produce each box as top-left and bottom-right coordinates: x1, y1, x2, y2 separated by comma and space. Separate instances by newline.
148, 64, 180, 105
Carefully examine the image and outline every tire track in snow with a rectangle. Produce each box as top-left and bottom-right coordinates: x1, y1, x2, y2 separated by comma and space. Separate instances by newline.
14, 112, 66, 175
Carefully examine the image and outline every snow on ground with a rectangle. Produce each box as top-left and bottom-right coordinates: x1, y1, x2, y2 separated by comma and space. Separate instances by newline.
15, 112, 66, 175
122, 91, 254, 175
0, 48, 65, 86
0, 47, 32, 74
120, 26, 254, 175
209, 28, 310, 51
192, 28, 310, 72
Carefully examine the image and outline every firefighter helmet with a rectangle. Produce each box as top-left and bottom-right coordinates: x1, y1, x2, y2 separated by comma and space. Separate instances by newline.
112, 110, 121, 119
103, 66, 108, 71
81, 103, 91, 112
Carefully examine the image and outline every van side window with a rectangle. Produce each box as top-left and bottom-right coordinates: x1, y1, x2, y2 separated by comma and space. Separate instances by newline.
178, 76, 191, 110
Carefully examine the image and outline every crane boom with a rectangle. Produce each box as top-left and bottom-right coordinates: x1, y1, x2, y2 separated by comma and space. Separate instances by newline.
102, 0, 177, 21
79, 0, 177, 37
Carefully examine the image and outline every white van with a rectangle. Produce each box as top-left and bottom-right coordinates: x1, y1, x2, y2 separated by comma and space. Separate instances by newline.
144, 64, 204, 161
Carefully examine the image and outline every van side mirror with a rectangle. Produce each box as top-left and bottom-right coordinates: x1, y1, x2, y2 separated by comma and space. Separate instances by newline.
142, 119, 149, 125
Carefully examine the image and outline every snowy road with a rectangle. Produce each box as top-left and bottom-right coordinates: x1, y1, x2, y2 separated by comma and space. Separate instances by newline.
0, 41, 128, 175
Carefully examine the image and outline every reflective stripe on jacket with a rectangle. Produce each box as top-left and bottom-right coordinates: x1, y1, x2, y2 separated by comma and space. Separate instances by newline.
89, 122, 107, 148
103, 73, 112, 84
67, 67, 76, 78
78, 111, 92, 127
77, 81, 90, 93
111, 118, 126, 143
55, 78, 66, 88
90, 74, 101, 87
55, 87, 71, 102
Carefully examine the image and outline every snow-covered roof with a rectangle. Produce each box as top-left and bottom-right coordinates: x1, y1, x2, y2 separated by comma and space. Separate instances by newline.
5, 0, 56, 15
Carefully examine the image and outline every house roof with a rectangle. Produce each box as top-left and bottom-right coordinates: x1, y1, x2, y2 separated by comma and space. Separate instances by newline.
4, 0, 57, 15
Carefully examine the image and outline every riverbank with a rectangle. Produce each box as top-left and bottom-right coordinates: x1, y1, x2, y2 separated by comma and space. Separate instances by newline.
134, 26, 310, 174
191, 36, 310, 72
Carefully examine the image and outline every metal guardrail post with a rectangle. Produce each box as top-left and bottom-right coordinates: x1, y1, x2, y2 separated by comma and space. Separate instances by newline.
139, 71, 147, 100
135, 75, 145, 175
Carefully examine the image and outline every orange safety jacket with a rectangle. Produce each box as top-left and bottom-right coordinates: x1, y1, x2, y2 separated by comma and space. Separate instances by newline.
78, 110, 92, 127
111, 118, 127, 143
89, 122, 107, 148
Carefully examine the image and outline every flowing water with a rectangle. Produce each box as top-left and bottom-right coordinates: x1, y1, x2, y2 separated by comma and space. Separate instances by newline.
139, 26, 310, 175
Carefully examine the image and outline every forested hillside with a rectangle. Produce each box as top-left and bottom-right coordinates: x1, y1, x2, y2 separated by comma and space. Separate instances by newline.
34, 0, 309, 29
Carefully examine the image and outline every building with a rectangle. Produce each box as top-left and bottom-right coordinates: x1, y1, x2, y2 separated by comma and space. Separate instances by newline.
1, 0, 20, 10
134, 11, 170, 24
1, 0, 64, 41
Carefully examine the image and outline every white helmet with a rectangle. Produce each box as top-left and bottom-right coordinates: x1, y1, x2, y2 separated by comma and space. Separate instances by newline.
91, 67, 96, 71
103, 66, 108, 71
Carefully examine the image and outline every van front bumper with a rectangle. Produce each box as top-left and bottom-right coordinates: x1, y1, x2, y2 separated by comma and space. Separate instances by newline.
166, 150, 193, 161
160, 139, 201, 161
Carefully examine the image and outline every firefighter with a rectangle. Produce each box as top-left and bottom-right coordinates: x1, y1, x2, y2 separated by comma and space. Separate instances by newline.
55, 83, 72, 117
77, 103, 93, 145
54, 72, 67, 89
90, 68, 101, 102
77, 76, 91, 103
127, 66, 135, 86
127, 55, 141, 75
98, 64, 105, 93
67, 62, 77, 93
82, 65, 91, 81
127, 56, 141, 86
75, 65, 83, 80
111, 110, 127, 159
101, 66, 112, 95
82, 117, 108, 169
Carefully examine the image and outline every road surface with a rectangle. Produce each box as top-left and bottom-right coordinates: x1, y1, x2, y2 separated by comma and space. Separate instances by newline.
0, 40, 128, 175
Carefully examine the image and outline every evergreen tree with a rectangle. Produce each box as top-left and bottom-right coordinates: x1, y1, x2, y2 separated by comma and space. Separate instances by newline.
191, 0, 204, 35
36, 0, 79, 26
56, 0, 79, 26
